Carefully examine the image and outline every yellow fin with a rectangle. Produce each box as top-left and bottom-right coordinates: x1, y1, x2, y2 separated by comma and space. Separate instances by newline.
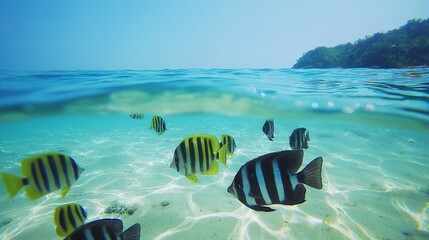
203, 161, 218, 175
60, 186, 70, 198
185, 174, 200, 183
1, 173, 24, 199
218, 145, 227, 167
26, 184, 45, 200
56, 227, 67, 238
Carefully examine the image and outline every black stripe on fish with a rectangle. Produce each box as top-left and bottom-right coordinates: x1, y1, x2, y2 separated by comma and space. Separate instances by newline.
261, 157, 279, 204
156, 117, 161, 130
94, 225, 113, 240
197, 137, 204, 172
59, 207, 68, 233
188, 138, 196, 174
47, 155, 61, 189
75, 204, 85, 225
225, 135, 235, 153
234, 171, 247, 206
31, 160, 43, 193
161, 119, 166, 132
68, 204, 78, 229
179, 141, 187, 175
105, 225, 117, 239
59, 154, 71, 186
203, 138, 210, 172
207, 139, 213, 171
277, 156, 295, 203
173, 149, 180, 173
153, 117, 157, 129
80, 204, 87, 219
245, 161, 266, 206
37, 157, 50, 192
70, 156, 79, 181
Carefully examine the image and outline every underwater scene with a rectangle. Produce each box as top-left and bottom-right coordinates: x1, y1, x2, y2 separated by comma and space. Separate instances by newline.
0, 68, 428, 240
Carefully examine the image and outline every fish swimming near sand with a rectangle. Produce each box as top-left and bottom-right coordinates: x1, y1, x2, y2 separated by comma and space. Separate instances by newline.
150, 116, 166, 135
129, 114, 144, 119
170, 134, 227, 183
289, 128, 310, 150
0, 152, 84, 200
220, 134, 236, 158
54, 203, 87, 237
227, 150, 323, 212
262, 119, 274, 141
64, 219, 140, 240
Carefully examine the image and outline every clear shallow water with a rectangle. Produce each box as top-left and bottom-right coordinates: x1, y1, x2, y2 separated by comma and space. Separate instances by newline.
0, 68, 428, 240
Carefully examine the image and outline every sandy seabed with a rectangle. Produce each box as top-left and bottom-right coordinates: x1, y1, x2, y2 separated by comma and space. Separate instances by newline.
0, 114, 428, 240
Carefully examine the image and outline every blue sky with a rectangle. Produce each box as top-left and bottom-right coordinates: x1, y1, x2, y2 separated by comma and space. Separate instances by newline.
0, 0, 428, 70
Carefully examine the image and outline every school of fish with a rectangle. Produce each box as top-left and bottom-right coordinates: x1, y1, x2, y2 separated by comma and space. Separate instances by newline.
0, 115, 323, 239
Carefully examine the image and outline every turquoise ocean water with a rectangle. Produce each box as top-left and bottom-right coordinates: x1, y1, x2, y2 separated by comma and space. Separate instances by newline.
0, 68, 428, 239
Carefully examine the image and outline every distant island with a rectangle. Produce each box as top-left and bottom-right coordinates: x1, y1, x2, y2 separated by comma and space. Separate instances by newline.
293, 18, 429, 69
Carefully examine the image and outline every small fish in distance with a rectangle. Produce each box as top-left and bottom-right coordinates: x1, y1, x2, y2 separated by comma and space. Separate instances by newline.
262, 119, 274, 141
220, 134, 237, 158
129, 114, 144, 119
289, 127, 310, 150
227, 150, 323, 212
150, 116, 166, 135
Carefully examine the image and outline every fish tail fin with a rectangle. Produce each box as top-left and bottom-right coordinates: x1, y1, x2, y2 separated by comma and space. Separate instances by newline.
121, 223, 141, 240
298, 157, 323, 189
218, 145, 227, 167
1, 172, 25, 199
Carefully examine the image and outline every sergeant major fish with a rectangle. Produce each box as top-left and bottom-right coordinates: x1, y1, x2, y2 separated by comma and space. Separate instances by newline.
64, 219, 140, 240
0, 152, 84, 200
289, 127, 310, 150
170, 134, 227, 183
150, 116, 166, 135
54, 203, 87, 237
220, 134, 236, 158
262, 119, 274, 141
227, 150, 322, 212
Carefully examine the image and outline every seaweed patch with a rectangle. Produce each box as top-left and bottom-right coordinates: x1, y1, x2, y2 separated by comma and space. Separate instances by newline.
104, 201, 138, 216
160, 201, 170, 208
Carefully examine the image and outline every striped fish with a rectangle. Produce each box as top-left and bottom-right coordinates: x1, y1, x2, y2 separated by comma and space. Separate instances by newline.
262, 119, 274, 141
289, 128, 310, 150
220, 134, 236, 158
0, 152, 84, 200
129, 114, 144, 120
64, 219, 140, 240
227, 150, 323, 212
150, 116, 166, 135
54, 203, 87, 237
170, 134, 227, 183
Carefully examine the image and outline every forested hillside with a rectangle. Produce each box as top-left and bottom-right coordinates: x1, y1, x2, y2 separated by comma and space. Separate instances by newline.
293, 19, 429, 68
